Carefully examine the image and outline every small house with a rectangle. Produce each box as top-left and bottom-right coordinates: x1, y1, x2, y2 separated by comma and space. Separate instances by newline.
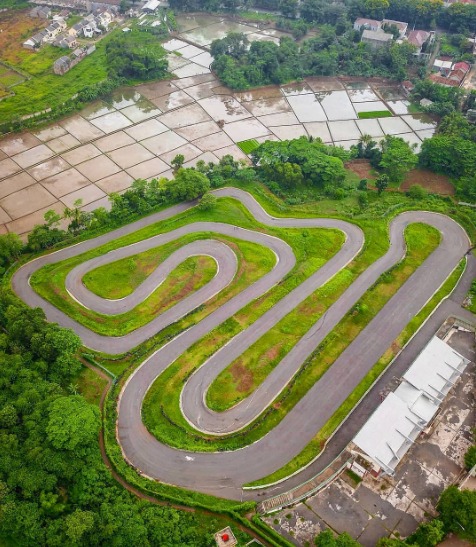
353, 17, 381, 32
433, 58, 453, 76
382, 19, 408, 38
53, 56, 71, 75
407, 30, 431, 55
362, 29, 393, 49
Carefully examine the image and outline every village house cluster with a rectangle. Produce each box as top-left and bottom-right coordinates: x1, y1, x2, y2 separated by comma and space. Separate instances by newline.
23, 4, 117, 51
354, 17, 435, 56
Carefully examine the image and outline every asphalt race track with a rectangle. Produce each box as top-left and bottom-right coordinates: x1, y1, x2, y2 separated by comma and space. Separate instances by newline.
12, 188, 470, 500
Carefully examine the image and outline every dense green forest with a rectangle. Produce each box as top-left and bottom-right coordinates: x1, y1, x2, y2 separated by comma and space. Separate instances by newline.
210, 31, 415, 88
0, 287, 252, 545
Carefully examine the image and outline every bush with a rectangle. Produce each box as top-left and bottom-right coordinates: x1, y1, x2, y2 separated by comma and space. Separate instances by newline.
407, 185, 427, 199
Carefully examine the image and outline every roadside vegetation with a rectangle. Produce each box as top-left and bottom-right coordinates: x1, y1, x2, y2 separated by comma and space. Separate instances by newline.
0, 23, 169, 133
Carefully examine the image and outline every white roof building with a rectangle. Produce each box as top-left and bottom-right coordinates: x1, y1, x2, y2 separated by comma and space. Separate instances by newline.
352, 336, 469, 476
143, 0, 160, 11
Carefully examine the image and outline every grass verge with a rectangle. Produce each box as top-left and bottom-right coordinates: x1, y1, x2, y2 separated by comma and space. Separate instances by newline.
237, 139, 260, 154
357, 110, 392, 119
245, 258, 464, 487
142, 223, 440, 452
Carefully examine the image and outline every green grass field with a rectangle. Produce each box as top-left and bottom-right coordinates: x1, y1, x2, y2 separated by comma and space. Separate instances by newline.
237, 139, 260, 154
0, 29, 167, 124
358, 110, 392, 119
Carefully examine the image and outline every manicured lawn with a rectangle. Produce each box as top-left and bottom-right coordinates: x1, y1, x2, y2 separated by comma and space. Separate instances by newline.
358, 110, 392, 119
237, 139, 260, 154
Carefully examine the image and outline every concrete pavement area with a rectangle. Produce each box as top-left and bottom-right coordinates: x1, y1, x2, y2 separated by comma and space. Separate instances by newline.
264, 330, 475, 546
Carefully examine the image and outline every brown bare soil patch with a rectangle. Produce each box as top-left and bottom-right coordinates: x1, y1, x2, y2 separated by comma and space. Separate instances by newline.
346, 159, 375, 180
0, 10, 46, 65
230, 359, 254, 393
401, 168, 455, 195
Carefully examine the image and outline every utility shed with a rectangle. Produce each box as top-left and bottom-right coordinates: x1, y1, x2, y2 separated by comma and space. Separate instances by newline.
352, 336, 469, 476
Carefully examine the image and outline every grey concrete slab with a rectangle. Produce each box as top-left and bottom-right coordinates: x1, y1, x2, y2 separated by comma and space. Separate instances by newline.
152, 90, 195, 112
95, 131, 136, 153
12, 144, 54, 169
354, 101, 389, 114
159, 103, 212, 129
60, 115, 105, 142
0, 133, 41, 156
234, 87, 282, 103
107, 89, 143, 110
108, 143, 155, 169
82, 195, 112, 212
41, 167, 91, 198
33, 124, 67, 142
141, 130, 187, 156
126, 157, 169, 179
185, 80, 222, 100
356, 118, 385, 138
120, 103, 162, 124
90, 111, 133, 133
223, 118, 270, 142
62, 143, 102, 166
95, 171, 134, 194
214, 144, 251, 163
334, 139, 360, 150
198, 96, 252, 123
245, 97, 291, 117
348, 88, 380, 103
287, 94, 327, 123
176, 120, 221, 141
166, 53, 191, 71
6, 201, 64, 235
271, 125, 307, 140
319, 90, 357, 121
183, 151, 219, 168
358, 518, 390, 547
192, 131, 234, 151
125, 119, 169, 141
0, 158, 21, 178
27, 157, 71, 181
76, 156, 121, 183
173, 63, 211, 79
401, 114, 437, 132
135, 80, 179, 100
304, 122, 332, 142
160, 143, 202, 165
281, 83, 314, 96
60, 185, 106, 208
305, 77, 345, 92
329, 120, 361, 141
378, 117, 412, 135
172, 72, 217, 90
416, 129, 435, 141
393, 512, 419, 539
81, 100, 116, 120
47, 133, 82, 154
1, 184, 56, 219
0, 206, 12, 223
307, 483, 370, 537
176, 44, 207, 59
258, 112, 300, 127
0, 172, 36, 199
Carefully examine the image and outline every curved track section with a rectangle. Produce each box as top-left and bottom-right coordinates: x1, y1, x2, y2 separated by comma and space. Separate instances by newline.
12, 189, 470, 500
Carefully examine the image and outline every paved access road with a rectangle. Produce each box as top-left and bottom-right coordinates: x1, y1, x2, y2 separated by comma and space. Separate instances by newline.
12, 188, 470, 500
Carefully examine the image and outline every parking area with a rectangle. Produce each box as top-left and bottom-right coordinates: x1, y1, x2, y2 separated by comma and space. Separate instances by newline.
264, 329, 475, 546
